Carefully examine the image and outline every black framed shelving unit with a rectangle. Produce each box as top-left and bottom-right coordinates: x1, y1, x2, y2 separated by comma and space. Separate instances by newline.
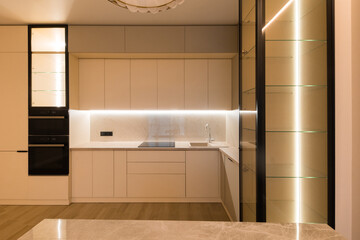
239, 0, 335, 228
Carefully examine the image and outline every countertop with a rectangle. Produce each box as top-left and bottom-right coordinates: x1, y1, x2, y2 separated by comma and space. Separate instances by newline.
19, 219, 345, 240
71, 141, 229, 150
219, 147, 239, 164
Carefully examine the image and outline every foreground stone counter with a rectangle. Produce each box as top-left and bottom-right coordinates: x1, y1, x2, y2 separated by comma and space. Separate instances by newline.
19, 219, 345, 240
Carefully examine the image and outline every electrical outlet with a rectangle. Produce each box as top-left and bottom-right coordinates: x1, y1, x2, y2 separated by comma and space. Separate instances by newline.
100, 131, 113, 136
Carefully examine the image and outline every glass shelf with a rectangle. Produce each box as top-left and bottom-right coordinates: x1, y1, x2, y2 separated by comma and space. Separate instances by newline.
243, 85, 327, 94
266, 164, 327, 179
32, 90, 65, 92
32, 72, 65, 74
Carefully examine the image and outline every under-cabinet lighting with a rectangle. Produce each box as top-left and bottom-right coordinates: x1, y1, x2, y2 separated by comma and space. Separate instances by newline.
262, 0, 294, 32
70, 110, 230, 115
294, 0, 301, 224
239, 110, 257, 114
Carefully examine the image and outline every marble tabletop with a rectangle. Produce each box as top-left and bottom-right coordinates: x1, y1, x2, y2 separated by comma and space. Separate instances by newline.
19, 219, 345, 240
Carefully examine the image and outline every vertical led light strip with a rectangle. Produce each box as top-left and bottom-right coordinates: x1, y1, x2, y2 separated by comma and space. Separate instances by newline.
294, 0, 301, 224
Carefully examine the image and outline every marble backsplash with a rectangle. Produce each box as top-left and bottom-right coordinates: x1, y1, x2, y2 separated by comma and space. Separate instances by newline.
90, 112, 226, 142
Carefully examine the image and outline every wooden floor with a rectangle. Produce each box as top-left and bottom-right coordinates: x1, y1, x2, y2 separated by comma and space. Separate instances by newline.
0, 203, 230, 240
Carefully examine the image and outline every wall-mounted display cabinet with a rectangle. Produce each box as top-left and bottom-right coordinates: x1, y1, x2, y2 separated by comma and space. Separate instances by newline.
239, 0, 334, 227
29, 25, 69, 115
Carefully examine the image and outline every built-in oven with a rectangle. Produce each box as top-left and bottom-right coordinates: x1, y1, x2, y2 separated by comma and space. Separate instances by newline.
29, 116, 69, 136
28, 135, 69, 175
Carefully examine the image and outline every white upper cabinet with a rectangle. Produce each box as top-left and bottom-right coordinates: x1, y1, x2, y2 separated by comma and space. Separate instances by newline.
208, 59, 232, 110
78, 58, 232, 110
79, 59, 105, 110
130, 59, 158, 110
157, 59, 185, 109
105, 59, 131, 110
184, 59, 208, 110
0, 26, 27, 53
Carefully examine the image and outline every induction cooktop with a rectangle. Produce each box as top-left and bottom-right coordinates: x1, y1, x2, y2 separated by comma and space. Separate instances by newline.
138, 141, 175, 148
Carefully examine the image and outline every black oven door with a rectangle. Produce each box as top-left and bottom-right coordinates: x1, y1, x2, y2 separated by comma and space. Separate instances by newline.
29, 117, 69, 136
29, 142, 69, 176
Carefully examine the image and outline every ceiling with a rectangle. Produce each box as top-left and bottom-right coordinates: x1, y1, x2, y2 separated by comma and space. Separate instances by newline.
0, 0, 239, 25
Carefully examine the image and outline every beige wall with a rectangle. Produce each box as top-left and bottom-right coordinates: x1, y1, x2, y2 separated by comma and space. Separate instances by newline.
335, 0, 360, 239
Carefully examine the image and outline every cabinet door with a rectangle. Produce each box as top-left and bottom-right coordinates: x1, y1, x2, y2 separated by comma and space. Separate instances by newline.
105, 59, 131, 109
186, 151, 220, 198
114, 151, 127, 197
157, 59, 185, 109
28, 176, 68, 200
185, 59, 208, 110
71, 151, 93, 198
79, 59, 105, 110
0, 53, 28, 151
208, 59, 232, 110
93, 150, 114, 197
223, 156, 240, 221
0, 152, 28, 199
130, 60, 157, 109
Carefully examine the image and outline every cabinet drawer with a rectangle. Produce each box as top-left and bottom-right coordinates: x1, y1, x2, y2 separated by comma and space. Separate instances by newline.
128, 163, 185, 174
127, 174, 185, 197
127, 151, 185, 163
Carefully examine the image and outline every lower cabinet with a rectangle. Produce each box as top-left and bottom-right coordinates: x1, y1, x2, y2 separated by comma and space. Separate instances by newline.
71, 150, 220, 201
221, 153, 240, 221
0, 152, 68, 203
0, 152, 28, 200
72, 150, 127, 198
127, 151, 186, 198
186, 151, 220, 198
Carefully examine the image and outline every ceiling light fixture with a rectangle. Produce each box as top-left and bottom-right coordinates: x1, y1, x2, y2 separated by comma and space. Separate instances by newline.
107, 0, 185, 14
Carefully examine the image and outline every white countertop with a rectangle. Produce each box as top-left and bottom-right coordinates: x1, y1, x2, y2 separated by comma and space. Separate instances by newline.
19, 219, 345, 240
71, 141, 229, 150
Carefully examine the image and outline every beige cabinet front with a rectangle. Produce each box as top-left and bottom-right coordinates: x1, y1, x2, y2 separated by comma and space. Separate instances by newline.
184, 59, 208, 109
93, 150, 114, 197
0, 53, 28, 151
0, 152, 28, 200
72, 150, 93, 198
105, 59, 131, 110
127, 151, 186, 198
79, 59, 105, 110
186, 151, 220, 198
208, 59, 232, 110
222, 154, 240, 221
157, 59, 185, 109
130, 60, 158, 109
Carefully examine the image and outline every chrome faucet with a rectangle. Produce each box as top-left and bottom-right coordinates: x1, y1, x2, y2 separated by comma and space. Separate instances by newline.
205, 123, 214, 143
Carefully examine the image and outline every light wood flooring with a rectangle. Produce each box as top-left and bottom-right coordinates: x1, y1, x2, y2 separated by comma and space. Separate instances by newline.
0, 203, 230, 240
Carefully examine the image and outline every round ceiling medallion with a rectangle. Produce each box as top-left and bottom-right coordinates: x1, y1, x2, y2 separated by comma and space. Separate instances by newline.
108, 0, 185, 14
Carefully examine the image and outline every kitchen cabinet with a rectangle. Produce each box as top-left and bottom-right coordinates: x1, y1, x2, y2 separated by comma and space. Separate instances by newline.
130, 60, 158, 109
0, 26, 27, 52
125, 26, 185, 53
93, 150, 114, 197
105, 59, 131, 110
28, 176, 68, 200
71, 150, 93, 198
127, 151, 185, 198
114, 151, 127, 197
186, 151, 220, 198
185, 26, 238, 53
0, 53, 28, 151
0, 152, 28, 200
79, 59, 105, 110
184, 59, 208, 109
222, 154, 240, 221
69, 26, 125, 53
208, 59, 232, 110
157, 59, 185, 109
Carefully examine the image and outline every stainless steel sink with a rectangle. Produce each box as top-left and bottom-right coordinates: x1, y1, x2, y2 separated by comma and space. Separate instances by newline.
190, 142, 209, 147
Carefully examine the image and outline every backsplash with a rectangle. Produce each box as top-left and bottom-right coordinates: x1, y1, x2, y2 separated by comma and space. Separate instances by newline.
89, 112, 226, 142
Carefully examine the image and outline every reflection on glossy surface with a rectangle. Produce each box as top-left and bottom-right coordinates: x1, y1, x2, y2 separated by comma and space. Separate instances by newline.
19, 219, 345, 240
